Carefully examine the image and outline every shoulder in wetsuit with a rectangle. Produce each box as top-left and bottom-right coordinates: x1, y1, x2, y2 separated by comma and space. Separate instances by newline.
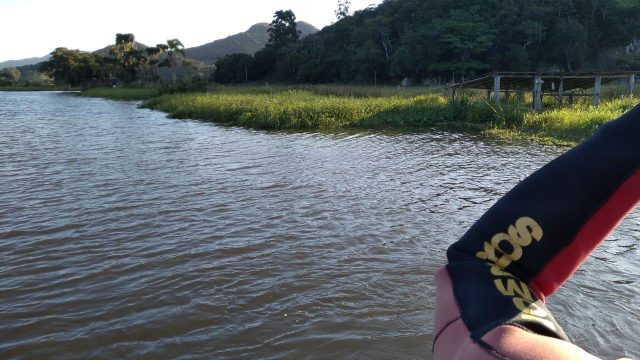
433, 103, 640, 359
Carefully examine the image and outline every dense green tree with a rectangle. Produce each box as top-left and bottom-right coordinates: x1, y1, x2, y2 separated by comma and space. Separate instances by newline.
350, 39, 387, 84
426, 10, 496, 79
318, 0, 636, 82
39, 48, 109, 86
112, 33, 135, 62
16, 64, 51, 86
212, 54, 253, 83
216, 0, 640, 84
335, 0, 351, 21
249, 9, 303, 81
549, 17, 588, 72
267, 10, 300, 49
166, 39, 185, 83
250, 47, 277, 80
110, 33, 146, 83
572, 0, 628, 69
0, 67, 21, 85
36, 32, 203, 86
144, 46, 164, 82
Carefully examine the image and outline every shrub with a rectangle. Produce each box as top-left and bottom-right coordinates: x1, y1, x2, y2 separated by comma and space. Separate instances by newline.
159, 78, 208, 95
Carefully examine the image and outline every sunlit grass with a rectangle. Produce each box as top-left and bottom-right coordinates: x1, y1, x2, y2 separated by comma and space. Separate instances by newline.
201, 83, 444, 98
143, 90, 420, 130
82, 84, 639, 145
521, 97, 638, 142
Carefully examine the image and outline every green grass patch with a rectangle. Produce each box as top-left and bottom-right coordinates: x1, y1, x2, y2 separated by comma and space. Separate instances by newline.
519, 97, 638, 143
141, 89, 502, 131
200, 83, 446, 98
81, 87, 160, 101
78, 84, 638, 145
143, 90, 415, 130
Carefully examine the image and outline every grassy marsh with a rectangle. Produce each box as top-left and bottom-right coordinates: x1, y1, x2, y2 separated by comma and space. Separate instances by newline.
81, 85, 639, 145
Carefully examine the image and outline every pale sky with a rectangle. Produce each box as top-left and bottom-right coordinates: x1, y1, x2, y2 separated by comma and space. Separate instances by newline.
0, 0, 383, 62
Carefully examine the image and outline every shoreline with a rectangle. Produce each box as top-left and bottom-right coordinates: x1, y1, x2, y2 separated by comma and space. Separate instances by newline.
0, 85, 77, 92
78, 86, 639, 146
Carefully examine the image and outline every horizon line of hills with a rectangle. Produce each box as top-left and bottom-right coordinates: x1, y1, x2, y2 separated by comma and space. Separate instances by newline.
5, 0, 640, 86
0, 21, 319, 69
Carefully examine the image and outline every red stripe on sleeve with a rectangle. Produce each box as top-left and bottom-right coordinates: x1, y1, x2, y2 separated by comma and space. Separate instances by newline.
530, 169, 640, 297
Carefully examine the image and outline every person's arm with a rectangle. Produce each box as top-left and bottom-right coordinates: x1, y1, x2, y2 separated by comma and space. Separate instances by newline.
433, 104, 640, 359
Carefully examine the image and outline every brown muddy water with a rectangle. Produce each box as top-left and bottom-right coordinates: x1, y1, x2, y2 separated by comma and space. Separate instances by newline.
1, 92, 638, 359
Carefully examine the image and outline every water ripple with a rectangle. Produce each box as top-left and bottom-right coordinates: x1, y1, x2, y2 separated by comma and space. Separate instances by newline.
0, 92, 638, 359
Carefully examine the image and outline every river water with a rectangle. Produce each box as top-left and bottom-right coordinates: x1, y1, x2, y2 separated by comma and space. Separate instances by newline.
0, 92, 638, 359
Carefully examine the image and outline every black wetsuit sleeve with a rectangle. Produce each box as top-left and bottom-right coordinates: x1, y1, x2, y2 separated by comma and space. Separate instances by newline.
445, 103, 640, 341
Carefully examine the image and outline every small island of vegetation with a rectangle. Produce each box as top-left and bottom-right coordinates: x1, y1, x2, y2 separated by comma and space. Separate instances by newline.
81, 84, 636, 146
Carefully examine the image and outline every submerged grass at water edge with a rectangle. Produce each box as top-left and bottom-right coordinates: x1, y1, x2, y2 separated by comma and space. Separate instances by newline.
81, 87, 160, 101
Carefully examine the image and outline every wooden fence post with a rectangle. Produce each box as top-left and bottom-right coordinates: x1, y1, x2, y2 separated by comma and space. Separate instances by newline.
493, 75, 501, 104
628, 75, 635, 97
593, 76, 602, 107
558, 78, 564, 106
533, 75, 543, 111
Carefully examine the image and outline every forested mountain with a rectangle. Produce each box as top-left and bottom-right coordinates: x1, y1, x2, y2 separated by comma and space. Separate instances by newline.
303, 0, 640, 83
214, 0, 640, 84
1, 21, 317, 71
185, 21, 318, 64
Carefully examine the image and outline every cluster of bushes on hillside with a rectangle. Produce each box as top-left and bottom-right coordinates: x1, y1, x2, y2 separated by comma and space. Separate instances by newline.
37, 34, 201, 87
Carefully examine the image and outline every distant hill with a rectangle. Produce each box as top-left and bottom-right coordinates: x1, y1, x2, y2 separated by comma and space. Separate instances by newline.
0, 41, 150, 70
0, 55, 50, 69
186, 21, 319, 64
2, 20, 319, 72
0, 42, 149, 69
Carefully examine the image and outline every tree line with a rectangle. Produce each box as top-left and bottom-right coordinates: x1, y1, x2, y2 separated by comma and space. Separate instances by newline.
0, 67, 22, 86
214, 0, 640, 85
38, 34, 186, 86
